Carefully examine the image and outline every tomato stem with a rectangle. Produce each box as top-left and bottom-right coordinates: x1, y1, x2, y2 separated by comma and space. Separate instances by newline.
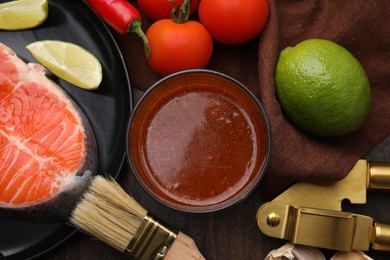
129, 19, 151, 57
171, 0, 192, 23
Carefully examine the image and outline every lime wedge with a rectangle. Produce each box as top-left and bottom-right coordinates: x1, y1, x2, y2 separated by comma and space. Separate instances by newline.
27, 40, 103, 90
0, 0, 48, 30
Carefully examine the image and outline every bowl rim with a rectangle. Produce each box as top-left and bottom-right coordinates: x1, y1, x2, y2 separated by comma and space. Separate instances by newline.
126, 69, 272, 213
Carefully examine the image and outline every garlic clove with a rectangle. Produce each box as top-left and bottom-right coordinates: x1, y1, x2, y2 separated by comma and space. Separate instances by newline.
265, 243, 326, 260
330, 251, 373, 260
265, 243, 295, 260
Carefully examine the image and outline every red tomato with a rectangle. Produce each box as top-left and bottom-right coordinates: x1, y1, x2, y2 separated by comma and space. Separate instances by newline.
198, 0, 269, 45
137, 0, 200, 21
146, 19, 213, 76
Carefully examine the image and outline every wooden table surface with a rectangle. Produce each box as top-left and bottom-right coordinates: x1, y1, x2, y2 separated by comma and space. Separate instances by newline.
40, 86, 390, 260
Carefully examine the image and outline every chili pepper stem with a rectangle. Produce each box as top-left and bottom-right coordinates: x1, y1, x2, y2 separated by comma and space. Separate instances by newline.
129, 19, 151, 57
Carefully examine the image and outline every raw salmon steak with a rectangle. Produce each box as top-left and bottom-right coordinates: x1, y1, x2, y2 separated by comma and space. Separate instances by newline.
0, 43, 98, 221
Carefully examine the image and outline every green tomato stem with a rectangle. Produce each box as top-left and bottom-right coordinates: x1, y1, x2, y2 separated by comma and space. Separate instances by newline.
171, 0, 192, 23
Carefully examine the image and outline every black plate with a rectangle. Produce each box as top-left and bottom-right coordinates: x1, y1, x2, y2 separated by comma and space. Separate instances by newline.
0, 0, 132, 259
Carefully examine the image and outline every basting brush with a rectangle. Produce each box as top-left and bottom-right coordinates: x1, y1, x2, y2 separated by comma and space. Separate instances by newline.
69, 175, 205, 260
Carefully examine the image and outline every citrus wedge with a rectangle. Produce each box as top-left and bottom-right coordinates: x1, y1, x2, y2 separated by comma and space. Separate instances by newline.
0, 0, 48, 30
26, 40, 103, 90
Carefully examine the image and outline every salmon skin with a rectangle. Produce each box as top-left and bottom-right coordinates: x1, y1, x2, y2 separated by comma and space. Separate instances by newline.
0, 43, 98, 221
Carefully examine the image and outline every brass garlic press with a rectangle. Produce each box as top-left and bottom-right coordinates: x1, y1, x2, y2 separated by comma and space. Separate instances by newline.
257, 160, 390, 252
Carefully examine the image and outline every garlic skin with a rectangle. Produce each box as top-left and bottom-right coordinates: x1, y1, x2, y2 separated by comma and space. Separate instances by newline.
330, 251, 373, 260
265, 243, 326, 260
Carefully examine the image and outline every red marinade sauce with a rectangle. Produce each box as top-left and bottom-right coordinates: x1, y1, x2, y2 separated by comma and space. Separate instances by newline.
141, 84, 258, 206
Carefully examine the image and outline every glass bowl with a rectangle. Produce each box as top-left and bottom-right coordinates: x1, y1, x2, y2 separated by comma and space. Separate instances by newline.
127, 69, 271, 213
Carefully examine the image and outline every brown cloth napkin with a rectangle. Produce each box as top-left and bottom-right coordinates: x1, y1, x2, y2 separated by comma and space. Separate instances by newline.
115, 0, 390, 198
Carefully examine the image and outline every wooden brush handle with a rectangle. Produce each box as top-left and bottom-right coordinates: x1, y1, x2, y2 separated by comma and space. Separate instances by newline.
165, 232, 205, 260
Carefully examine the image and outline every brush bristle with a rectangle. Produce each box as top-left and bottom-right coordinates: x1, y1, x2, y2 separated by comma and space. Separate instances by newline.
69, 176, 147, 252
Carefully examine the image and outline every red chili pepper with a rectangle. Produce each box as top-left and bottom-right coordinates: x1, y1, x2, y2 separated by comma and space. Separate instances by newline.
86, 0, 150, 56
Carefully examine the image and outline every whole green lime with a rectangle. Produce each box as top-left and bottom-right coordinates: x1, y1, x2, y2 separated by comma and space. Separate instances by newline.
275, 39, 371, 137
